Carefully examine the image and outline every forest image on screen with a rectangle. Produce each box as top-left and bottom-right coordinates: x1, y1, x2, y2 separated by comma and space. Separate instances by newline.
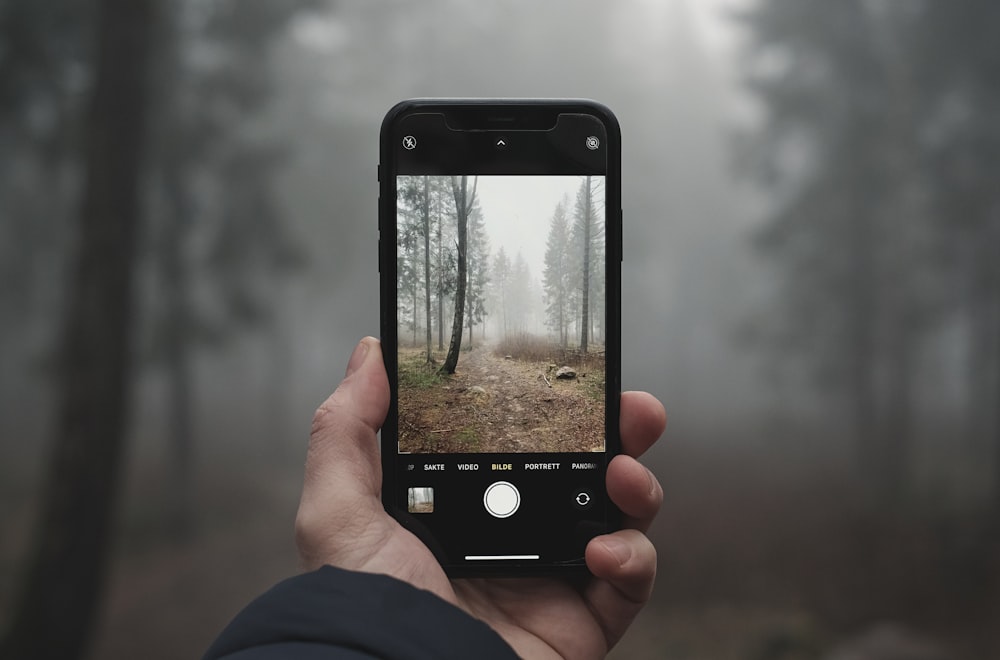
396, 175, 606, 454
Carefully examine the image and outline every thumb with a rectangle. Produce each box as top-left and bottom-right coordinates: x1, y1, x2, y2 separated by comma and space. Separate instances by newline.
296, 337, 390, 567
323, 335, 391, 434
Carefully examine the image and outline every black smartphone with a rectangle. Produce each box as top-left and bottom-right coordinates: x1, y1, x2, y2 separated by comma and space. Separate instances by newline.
378, 99, 622, 576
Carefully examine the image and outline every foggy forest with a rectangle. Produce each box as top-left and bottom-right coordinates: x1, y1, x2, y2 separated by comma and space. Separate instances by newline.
1, 1, 999, 659
396, 175, 607, 454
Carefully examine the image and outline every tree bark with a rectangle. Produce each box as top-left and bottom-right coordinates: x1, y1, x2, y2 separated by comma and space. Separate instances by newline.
580, 176, 592, 353
441, 176, 475, 374
437, 207, 444, 351
1, 0, 156, 657
423, 176, 432, 362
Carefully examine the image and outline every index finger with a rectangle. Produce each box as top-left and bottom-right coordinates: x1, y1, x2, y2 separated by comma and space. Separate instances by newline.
619, 391, 666, 458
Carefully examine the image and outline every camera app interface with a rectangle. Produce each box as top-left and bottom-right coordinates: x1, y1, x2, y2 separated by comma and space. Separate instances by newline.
386, 111, 615, 567
395, 174, 607, 456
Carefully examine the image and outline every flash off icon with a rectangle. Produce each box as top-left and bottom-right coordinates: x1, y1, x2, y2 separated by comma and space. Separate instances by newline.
585, 135, 600, 150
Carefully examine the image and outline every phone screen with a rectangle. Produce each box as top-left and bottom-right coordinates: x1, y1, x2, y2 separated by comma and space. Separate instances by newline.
379, 101, 621, 574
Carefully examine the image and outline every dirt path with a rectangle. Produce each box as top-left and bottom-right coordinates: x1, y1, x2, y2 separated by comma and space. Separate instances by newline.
398, 345, 605, 454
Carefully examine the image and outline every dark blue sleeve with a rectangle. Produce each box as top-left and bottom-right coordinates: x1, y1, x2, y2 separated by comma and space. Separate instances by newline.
203, 565, 520, 660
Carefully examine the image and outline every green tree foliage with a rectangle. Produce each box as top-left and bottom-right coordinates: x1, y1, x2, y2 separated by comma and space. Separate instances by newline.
432, 177, 458, 351
397, 175, 428, 347
397, 175, 459, 356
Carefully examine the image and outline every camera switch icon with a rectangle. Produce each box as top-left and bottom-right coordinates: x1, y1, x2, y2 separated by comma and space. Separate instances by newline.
572, 490, 594, 510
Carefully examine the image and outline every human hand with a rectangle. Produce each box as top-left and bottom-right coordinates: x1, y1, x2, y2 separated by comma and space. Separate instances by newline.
295, 337, 666, 659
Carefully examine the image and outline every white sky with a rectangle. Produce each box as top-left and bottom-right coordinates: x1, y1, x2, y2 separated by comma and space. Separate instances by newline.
474, 175, 603, 280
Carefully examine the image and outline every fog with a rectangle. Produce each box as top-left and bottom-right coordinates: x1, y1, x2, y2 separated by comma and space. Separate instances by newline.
1, 1, 997, 658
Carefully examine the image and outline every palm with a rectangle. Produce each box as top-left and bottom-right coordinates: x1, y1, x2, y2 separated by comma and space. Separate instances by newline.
456, 578, 607, 659
353, 510, 616, 659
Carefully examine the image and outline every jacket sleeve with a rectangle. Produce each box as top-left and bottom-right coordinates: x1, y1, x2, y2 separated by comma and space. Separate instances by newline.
203, 565, 520, 660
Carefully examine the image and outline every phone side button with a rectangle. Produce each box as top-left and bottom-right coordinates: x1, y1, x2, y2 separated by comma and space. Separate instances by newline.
377, 237, 381, 272
619, 208, 624, 263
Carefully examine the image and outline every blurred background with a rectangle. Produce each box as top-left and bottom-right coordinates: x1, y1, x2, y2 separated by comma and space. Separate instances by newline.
1, 0, 998, 658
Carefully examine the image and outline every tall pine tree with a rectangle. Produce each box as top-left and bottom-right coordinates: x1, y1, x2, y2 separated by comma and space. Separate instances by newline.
543, 200, 573, 346
572, 176, 603, 352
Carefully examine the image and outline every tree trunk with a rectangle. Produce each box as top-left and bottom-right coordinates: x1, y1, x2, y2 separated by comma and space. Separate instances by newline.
161, 158, 197, 537
882, 313, 914, 504
847, 201, 879, 495
441, 176, 475, 374
150, 0, 201, 538
437, 210, 444, 352
562, 285, 568, 348
964, 209, 1000, 511
994, 292, 1000, 512
423, 176, 432, 362
580, 176, 592, 353
990, 229, 1000, 510
1, 0, 156, 657
502, 281, 508, 340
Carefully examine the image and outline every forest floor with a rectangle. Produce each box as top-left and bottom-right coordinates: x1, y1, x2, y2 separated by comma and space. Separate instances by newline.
397, 341, 605, 454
